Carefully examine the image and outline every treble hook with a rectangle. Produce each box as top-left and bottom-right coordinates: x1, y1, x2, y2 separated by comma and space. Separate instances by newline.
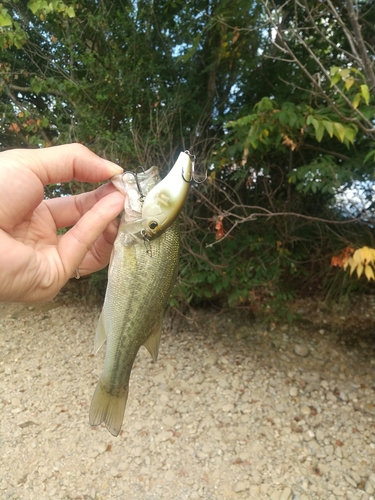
141, 230, 153, 257
122, 166, 146, 201
182, 150, 207, 184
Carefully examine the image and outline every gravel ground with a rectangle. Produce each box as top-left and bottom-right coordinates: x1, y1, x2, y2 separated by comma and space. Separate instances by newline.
1, 290, 375, 500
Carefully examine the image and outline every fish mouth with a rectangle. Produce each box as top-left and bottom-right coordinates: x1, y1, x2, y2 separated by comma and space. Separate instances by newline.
121, 166, 159, 185
111, 166, 161, 201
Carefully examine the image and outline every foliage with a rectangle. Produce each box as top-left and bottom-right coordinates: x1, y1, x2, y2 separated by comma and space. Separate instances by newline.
332, 246, 375, 281
1, 0, 374, 317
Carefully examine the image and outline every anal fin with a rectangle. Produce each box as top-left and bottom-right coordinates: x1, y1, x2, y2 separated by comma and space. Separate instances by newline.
143, 317, 163, 362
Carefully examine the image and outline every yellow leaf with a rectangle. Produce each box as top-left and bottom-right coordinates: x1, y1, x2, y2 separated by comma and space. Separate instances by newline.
339, 69, 350, 79
342, 257, 355, 274
356, 263, 364, 278
345, 78, 355, 91
347, 256, 355, 274
353, 93, 361, 109
352, 248, 363, 265
333, 122, 346, 142
364, 265, 375, 281
360, 84, 370, 105
353, 246, 374, 265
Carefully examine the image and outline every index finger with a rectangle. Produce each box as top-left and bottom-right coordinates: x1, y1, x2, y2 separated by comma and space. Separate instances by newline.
2, 143, 124, 185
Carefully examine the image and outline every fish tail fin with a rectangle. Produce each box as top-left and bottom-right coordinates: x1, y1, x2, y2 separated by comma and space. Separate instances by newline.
89, 380, 128, 437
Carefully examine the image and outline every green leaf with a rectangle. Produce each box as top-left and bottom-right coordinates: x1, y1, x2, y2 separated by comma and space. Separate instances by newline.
343, 126, 356, 145
277, 110, 289, 126
0, 9, 12, 27
323, 120, 334, 138
330, 73, 341, 87
364, 150, 375, 164
360, 84, 370, 105
31, 78, 42, 94
27, 1, 41, 15
311, 118, 324, 142
65, 6, 75, 18
306, 114, 314, 126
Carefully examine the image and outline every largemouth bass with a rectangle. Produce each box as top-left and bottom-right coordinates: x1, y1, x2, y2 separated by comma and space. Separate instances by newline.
89, 153, 193, 437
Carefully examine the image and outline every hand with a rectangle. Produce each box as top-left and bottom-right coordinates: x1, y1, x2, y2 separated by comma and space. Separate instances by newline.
0, 144, 126, 302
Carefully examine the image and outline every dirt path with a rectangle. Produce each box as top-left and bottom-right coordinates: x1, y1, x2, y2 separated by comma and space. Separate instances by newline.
1, 291, 375, 500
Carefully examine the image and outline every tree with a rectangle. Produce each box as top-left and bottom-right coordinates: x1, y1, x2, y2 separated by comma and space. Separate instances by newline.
1, 0, 374, 312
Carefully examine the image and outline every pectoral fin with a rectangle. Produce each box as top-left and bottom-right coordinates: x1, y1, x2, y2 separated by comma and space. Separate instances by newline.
143, 317, 163, 362
94, 312, 107, 354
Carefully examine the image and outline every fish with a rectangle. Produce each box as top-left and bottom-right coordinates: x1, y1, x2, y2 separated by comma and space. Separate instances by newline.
89, 152, 193, 437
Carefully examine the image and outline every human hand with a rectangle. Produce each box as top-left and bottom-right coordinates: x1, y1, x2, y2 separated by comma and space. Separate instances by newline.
0, 144, 125, 302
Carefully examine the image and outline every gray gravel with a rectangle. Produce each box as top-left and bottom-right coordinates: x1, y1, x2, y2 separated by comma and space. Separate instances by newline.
1, 292, 375, 500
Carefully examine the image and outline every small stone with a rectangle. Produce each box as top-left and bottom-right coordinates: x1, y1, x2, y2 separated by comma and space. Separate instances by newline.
301, 405, 311, 415
18, 420, 39, 428
368, 473, 375, 488
304, 430, 315, 441
365, 480, 375, 494
252, 471, 262, 484
109, 468, 120, 477
344, 474, 357, 488
326, 392, 338, 402
165, 470, 175, 481
320, 380, 329, 389
155, 430, 173, 443
260, 483, 271, 494
301, 371, 320, 383
249, 485, 260, 496
204, 353, 218, 367
289, 387, 298, 397
294, 344, 309, 357
270, 490, 281, 500
338, 391, 348, 401
162, 415, 176, 427
279, 487, 293, 500
347, 470, 361, 485
305, 382, 320, 393
248, 441, 263, 454
335, 446, 343, 458
316, 429, 325, 441
325, 444, 334, 456
223, 403, 234, 412
333, 485, 345, 496
234, 481, 249, 493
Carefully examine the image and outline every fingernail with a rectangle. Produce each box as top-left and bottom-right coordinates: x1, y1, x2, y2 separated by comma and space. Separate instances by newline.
102, 159, 124, 176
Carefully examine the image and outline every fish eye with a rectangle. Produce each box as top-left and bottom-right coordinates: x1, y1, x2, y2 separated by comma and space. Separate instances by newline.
149, 221, 159, 230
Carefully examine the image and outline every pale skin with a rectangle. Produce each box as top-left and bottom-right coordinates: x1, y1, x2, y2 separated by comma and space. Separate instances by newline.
0, 144, 126, 303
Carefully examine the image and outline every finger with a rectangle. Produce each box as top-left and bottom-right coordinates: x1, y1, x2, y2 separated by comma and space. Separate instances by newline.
75, 219, 120, 275
57, 190, 124, 278
3, 143, 124, 186
44, 182, 123, 229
